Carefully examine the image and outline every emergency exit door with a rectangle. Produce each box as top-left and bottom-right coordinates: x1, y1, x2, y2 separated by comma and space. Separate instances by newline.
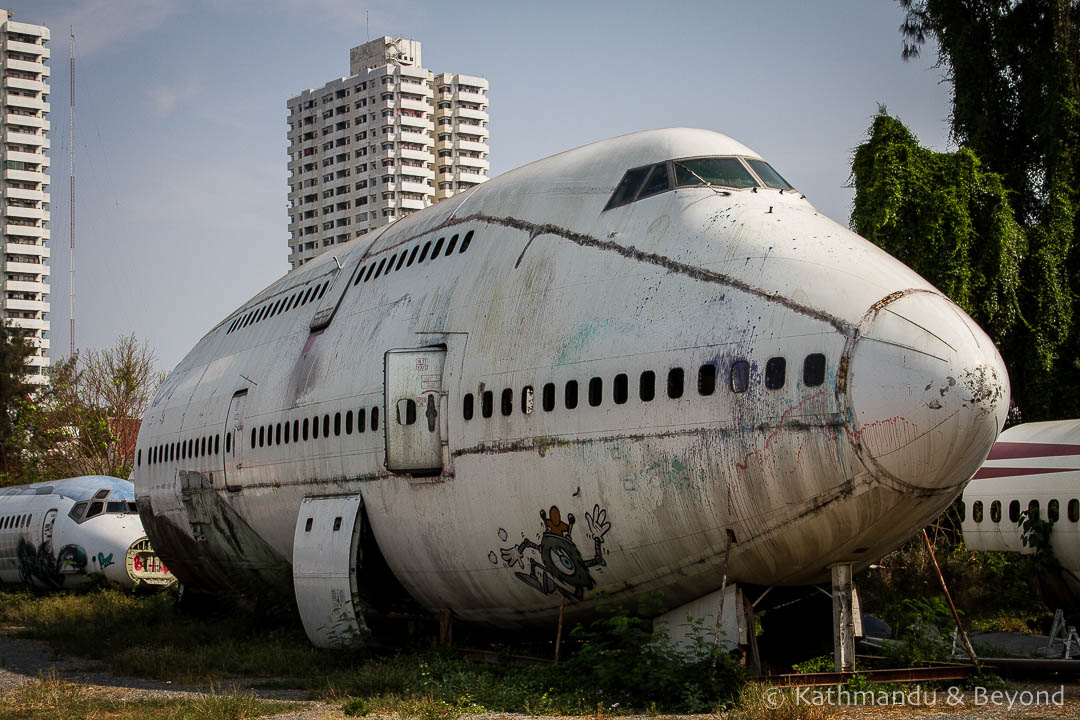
384, 347, 446, 474
224, 390, 247, 491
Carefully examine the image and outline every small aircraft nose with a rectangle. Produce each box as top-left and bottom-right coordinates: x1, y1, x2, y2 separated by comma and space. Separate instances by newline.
846, 291, 1009, 493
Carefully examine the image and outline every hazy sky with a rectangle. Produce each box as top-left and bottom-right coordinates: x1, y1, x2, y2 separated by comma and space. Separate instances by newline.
11, 0, 952, 373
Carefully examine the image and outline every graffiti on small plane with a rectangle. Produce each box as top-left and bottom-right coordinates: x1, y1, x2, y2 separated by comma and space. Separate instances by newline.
17, 540, 88, 589
498, 504, 610, 601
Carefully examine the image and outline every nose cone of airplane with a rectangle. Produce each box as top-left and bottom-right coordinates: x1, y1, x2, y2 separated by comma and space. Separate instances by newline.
846, 291, 1009, 493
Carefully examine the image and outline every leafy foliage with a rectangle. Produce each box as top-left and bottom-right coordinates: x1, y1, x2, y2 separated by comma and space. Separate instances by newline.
851, 1, 1080, 421
4, 334, 164, 485
0, 321, 37, 483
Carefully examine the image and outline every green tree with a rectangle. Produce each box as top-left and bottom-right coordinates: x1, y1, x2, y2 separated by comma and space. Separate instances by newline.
21, 335, 164, 482
851, 1, 1080, 421
0, 322, 37, 485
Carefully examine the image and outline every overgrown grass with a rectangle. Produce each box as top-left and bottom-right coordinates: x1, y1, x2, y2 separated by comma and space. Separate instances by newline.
0, 587, 746, 715
0, 670, 296, 720
0, 586, 346, 683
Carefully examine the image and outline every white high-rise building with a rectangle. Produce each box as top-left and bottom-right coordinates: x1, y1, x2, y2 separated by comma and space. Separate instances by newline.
0, 9, 50, 383
286, 37, 489, 269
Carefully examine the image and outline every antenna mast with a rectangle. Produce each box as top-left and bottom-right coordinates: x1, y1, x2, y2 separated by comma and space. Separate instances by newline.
68, 30, 75, 357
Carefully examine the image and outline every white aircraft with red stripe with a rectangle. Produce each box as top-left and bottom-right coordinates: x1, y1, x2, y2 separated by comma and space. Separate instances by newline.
962, 420, 1080, 610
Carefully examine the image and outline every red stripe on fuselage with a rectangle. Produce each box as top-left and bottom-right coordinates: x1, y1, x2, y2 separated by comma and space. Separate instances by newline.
987, 442, 1080, 460
972, 466, 1080, 480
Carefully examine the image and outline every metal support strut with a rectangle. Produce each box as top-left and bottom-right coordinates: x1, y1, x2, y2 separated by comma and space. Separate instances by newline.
831, 563, 856, 672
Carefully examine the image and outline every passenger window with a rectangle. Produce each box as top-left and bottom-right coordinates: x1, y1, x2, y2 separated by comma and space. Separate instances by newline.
284, 421, 291, 444
640, 371, 655, 401
990, 500, 1001, 523
605, 166, 651, 211
334, 412, 341, 436
522, 386, 534, 414
1028, 499, 1040, 521
86, 502, 104, 519
345, 410, 353, 434
731, 360, 750, 393
746, 158, 794, 190
765, 357, 786, 389
460, 230, 473, 253
1009, 500, 1020, 523
431, 237, 445, 259
371, 407, 379, 431
137, 449, 142, 467
226, 433, 232, 453
303, 418, 309, 441
305, 518, 313, 532
214, 435, 220, 455
1070, 499, 1080, 523
357, 410, 365, 433
395, 253, 407, 271
398, 399, 417, 425
614, 373, 628, 404
333, 517, 342, 532
374, 258, 387, 279
589, 378, 602, 407
482, 391, 493, 418
407, 245, 419, 266
318, 282, 329, 299
542, 383, 555, 412
293, 419, 300, 440
803, 354, 826, 387
463, 393, 474, 420
501, 388, 513, 416
565, 380, 579, 409
312, 416, 320, 439
418, 241, 431, 263
698, 364, 716, 396
973, 501, 983, 523
667, 368, 684, 399
323, 414, 330, 438
250, 428, 256, 449
259, 426, 266, 447
275, 424, 282, 446
637, 163, 671, 200
1049, 499, 1060, 522
446, 234, 459, 254
385, 253, 397, 274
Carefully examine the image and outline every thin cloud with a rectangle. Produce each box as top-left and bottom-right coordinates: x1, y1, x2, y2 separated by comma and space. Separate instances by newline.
146, 73, 202, 116
51, 0, 174, 56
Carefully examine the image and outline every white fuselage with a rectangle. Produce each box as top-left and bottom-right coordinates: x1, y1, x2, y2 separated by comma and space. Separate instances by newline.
134, 129, 1009, 627
0, 476, 174, 589
962, 420, 1080, 601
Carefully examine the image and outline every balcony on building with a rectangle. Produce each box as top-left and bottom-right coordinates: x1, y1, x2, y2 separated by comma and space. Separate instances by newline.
2, 298, 49, 313
3, 279, 49, 294
2, 260, 50, 276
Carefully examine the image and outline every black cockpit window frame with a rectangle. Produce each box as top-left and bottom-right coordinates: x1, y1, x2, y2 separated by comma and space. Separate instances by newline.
604, 155, 796, 213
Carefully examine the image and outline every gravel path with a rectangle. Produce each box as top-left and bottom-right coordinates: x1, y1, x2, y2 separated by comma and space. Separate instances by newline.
1, 629, 1076, 719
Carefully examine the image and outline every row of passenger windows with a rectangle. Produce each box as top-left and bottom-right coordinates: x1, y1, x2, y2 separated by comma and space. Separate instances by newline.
249, 407, 380, 449
226, 279, 330, 335
0, 513, 31, 531
967, 498, 1080, 524
604, 155, 794, 211
143, 434, 221, 466
353, 230, 474, 287
462, 354, 828, 419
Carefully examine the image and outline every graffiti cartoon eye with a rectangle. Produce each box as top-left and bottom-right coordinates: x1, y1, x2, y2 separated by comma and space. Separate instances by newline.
554, 547, 575, 571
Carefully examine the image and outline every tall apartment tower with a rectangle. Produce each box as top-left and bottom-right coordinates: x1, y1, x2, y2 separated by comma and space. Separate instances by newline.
286, 37, 489, 268
0, 10, 50, 383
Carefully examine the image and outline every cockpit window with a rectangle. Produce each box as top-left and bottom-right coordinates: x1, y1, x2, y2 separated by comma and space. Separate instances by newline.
674, 157, 757, 189
638, 163, 671, 199
85, 501, 104, 520
746, 159, 794, 190
69, 501, 88, 522
106, 501, 128, 514
604, 165, 651, 210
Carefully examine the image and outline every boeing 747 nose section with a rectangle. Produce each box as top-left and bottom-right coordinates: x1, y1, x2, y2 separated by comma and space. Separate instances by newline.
846, 290, 1009, 494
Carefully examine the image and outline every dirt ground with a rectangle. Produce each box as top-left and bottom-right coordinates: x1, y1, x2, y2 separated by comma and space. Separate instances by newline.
1, 632, 1077, 719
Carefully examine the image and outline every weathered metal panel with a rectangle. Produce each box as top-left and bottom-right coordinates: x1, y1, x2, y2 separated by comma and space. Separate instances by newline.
384, 348, 446, 473
292, 494, 367, 647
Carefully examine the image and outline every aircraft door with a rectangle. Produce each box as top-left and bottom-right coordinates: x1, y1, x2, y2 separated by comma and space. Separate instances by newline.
224, 390, 247, 492
384, 348, 447, 474
293, 493, 368, 648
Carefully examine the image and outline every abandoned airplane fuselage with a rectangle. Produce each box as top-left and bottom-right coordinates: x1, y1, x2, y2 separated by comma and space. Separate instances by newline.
133, 129, 1009, 642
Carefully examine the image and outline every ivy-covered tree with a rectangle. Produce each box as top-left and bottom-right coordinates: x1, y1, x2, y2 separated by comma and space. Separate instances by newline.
0, 322, 36, 485
851, 1, 1080, 421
